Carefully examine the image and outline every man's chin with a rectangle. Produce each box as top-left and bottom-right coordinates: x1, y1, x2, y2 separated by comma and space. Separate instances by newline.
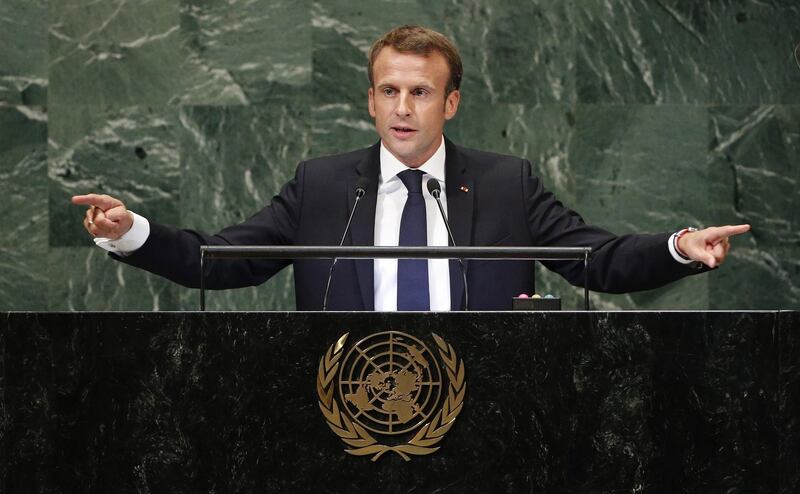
382, 142, 423, 167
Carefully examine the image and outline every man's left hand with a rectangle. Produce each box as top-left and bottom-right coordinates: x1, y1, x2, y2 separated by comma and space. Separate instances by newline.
677, 224, 751, 268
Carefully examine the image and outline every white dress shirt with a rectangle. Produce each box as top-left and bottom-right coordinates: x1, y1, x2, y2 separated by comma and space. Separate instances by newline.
373, 137, 451, 311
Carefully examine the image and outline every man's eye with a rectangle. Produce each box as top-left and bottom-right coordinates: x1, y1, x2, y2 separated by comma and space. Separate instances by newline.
413, 89, 428, 97
382, 88, 395, 96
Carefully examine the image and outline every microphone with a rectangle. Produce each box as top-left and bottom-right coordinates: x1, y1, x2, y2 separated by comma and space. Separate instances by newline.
427, 179, 469, 311
322, 177, 370, 311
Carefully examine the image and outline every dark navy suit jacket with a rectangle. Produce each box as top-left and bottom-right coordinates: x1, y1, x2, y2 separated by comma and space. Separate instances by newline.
116, 137, 701, 310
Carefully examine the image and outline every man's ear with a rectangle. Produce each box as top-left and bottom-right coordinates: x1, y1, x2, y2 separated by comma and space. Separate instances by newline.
368, 87, 376, 118
444, 89, 460, 121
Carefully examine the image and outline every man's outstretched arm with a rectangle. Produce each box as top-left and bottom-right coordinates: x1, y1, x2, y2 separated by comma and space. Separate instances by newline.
71, 162, 306, 289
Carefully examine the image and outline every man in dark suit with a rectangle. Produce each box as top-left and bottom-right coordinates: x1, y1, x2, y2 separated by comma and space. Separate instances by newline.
72, 25, 750, 311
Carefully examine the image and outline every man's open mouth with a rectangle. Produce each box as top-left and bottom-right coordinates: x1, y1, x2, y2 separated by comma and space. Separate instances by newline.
391, 126, 417, 136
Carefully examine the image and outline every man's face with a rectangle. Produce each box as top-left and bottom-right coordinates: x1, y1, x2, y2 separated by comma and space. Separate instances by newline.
368, 47, 460, 168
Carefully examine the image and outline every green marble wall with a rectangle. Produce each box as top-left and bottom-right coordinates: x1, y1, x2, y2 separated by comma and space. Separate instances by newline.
1, 0, 798, 311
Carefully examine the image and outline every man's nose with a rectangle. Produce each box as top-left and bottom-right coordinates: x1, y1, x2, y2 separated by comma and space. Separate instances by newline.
395, 92, 412, 117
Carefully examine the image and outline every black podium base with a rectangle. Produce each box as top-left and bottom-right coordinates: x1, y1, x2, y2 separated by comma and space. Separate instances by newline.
2, 311, 797, 492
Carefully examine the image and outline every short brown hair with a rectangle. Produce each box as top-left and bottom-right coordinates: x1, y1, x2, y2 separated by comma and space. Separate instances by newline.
368, 25, 463, 95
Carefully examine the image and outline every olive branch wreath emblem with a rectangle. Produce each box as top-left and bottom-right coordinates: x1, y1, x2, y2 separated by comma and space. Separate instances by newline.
316, 332, 466, 461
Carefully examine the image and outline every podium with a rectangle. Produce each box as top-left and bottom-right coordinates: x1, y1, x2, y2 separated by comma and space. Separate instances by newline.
2, 311, 797, 492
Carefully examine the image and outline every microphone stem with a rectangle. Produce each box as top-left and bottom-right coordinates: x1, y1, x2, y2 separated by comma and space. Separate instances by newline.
432, 191, 469, 311
338, 191, 363, 246
323, 190, 364, 311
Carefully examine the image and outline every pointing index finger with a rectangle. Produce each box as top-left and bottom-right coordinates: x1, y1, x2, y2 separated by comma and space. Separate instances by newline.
712, 224, 751, 240
71, 194, 121, 211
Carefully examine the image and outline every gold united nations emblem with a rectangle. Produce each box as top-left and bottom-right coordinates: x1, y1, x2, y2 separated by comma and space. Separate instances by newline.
317, 331, 466, 461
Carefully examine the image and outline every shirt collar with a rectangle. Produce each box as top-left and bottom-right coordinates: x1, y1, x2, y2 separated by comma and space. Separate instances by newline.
379, 136, 446, 185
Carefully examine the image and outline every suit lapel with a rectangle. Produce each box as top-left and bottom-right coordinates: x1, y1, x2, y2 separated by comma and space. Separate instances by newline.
347, 142, 380, 310
444, 137, 474, 310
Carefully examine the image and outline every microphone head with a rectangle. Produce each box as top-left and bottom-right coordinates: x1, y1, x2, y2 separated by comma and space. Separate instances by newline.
426, 178, 442, 198
355, 176, 370, 198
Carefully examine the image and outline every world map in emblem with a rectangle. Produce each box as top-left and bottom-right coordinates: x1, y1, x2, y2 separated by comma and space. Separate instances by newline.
338, 331, 443, 435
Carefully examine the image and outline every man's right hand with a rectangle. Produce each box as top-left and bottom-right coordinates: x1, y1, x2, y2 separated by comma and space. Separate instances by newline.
72, 194, 134, 240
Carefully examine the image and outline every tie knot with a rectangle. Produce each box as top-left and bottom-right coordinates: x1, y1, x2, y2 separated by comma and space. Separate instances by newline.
398, 169, 424, 194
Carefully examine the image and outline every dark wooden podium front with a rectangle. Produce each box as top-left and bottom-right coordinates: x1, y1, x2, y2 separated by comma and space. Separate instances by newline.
2, 311, 797, 493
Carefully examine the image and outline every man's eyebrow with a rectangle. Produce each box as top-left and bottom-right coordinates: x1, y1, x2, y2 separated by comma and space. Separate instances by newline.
375, 82, 436, 90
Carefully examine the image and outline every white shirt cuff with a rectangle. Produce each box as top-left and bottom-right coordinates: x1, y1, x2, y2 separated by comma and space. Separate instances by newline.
94, 211, 150, 256
667, 231, 695, 264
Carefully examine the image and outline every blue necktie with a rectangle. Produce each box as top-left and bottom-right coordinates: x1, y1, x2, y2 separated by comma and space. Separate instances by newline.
397, 169, 430, 311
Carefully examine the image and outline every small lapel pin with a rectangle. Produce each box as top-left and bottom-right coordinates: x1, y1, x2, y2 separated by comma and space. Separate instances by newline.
460, 185, 470, 193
